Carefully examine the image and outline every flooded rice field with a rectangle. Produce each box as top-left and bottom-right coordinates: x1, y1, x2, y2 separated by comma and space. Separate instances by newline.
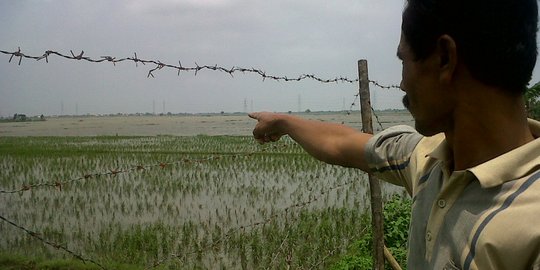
0, 111, 413, 269
0, 111, 413, 136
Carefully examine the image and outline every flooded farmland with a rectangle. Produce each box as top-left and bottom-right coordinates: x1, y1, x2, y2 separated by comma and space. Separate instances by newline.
0, 111, 413, 269
0, 110, 413, 136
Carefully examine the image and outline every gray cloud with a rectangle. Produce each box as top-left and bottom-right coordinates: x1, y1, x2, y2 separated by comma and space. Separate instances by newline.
1, 0, 538, 117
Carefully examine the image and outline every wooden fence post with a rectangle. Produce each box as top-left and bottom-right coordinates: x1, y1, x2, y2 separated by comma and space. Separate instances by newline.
358, 59, 385, 270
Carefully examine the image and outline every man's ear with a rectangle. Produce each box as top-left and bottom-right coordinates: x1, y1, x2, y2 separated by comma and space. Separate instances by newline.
437, 35, 458, 83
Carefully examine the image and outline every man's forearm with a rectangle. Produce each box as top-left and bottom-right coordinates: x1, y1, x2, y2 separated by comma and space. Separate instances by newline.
268, 114, 373, 171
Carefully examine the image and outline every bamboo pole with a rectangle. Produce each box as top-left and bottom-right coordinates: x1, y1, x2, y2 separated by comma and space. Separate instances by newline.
358, 59, 385, 270
384, 245, 403, 270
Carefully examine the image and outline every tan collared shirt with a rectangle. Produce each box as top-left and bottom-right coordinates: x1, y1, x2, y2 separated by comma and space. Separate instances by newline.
365, 119, 540, 270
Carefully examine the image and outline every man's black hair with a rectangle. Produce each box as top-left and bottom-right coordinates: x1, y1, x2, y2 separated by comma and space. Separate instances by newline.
402, 0, 538, 94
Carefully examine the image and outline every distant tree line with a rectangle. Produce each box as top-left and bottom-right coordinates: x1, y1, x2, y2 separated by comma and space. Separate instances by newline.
1, 114, 46, 122
526, 82, 540, 120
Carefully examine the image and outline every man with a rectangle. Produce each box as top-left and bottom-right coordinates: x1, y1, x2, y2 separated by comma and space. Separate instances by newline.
249, 0, 540, 269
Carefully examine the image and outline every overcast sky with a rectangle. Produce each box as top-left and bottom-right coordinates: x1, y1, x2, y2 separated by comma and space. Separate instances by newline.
1, 0, 540, 116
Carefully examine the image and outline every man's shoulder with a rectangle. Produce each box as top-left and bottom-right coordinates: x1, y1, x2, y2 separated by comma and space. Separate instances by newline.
366, 125, 424, 155
410, 132, 445, 164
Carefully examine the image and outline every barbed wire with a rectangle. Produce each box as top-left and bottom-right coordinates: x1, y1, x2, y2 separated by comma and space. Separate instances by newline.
372, 106, 384, 131
0, 47, 396, 131
370, 80, 400, 90
0, 144, 291, 194
0, 214, 107, 270
346, 94, 361, 116
344, 93, 386, 130
0, 158, 203, 194
0, 47, 400, 89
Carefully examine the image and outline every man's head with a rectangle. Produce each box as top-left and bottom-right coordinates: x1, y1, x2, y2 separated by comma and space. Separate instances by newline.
402, 0, 538, 94
398, 0, 538, 136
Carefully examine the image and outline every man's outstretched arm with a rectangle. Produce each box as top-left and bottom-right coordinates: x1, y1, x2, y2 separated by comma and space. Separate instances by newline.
249, 112, 373, 172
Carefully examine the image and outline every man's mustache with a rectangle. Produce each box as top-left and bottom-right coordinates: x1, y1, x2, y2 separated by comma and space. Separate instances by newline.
402, 95, 410, 109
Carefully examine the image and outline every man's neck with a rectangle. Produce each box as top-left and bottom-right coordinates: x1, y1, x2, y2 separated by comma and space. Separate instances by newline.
444, 90, 534, 172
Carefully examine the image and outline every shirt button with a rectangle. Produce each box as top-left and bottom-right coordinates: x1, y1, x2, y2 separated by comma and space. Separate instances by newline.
437, 199, 447, 208
426, 231, 432, 242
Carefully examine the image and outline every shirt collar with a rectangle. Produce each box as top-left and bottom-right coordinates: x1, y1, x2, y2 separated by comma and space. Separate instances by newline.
470, 119, 540, 188
427, 119, 540, 188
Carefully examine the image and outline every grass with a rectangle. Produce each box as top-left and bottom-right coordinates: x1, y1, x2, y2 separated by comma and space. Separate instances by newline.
331, 195, 411, 270
0, 253, 107, 270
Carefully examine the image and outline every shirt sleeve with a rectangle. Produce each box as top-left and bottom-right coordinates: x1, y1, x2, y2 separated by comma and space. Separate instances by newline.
364, 125, 423, 194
